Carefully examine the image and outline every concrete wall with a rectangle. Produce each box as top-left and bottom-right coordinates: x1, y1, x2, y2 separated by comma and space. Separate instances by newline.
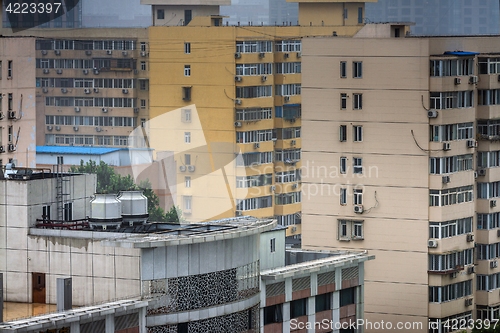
260, 229, 286, 271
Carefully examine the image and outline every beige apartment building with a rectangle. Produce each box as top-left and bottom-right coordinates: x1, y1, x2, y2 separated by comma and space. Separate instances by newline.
301, 33, 500, 332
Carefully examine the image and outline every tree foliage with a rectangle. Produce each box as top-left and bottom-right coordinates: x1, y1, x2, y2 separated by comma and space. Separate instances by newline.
70, 160, 183, 223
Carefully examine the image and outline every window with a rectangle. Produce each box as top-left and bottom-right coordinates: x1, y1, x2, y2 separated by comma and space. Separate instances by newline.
316, 293, 332, 312
340, 156, 347, 174
270, 238, 276, 252
63, 202, 73, 221
340, 125, 347, 142
139, 80, 148, 91
358, 7, 363, 24
184, 42, 191, 54
177, 323, 188, 333
141, 118, 146, 128
263, 304, 283, 324
183, 196, 192, 212
182, 109, 191, 122
354, 189, 363, 205
340, 287, 355, 307
140, 99, 146, 108
353, 125, 363, 142
429, 186, 473, 206
140, 61, 146, 71
140, 42, 146, 52
184, 65, 191, 77
353, 93, 362, 110
340, 61, 347, 78
42, 205, 51, 220
344, 8, 348, 19
340, 188, 347, 205
290, 298, 307, 318
184, 10, 192, 25
8, 93, 13, 111
7, 126, 12, 143
429, 217, 473, 239
353, 158, 363, 174
236, 41, 273, 53
184, 132, 191, 143
430, 91, 474, 109
353, 61, 362, 78
182, 87, 191, 101
0, 61, 2, 80
236, 196, 273, 210
338, 219, 363, 240
7, 60, 12, 78
236, 108, 272, 121
428, 249, 474, 272
157, 9, 165, 20
185, 154, 191, 165
185, 176, 191, 188
341, 93, 348, 109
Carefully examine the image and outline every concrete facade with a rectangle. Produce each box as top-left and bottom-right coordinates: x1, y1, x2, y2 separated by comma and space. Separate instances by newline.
300, 32, 500, 331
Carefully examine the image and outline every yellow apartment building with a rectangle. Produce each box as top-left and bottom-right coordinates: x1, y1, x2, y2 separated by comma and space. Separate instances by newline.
144, 0, 377, 229
301, 33, 500, 332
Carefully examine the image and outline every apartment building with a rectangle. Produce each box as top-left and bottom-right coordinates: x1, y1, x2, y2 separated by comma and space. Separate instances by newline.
0, 28, 149, 168
137, 0, 375, 234
301, 33, 500, 331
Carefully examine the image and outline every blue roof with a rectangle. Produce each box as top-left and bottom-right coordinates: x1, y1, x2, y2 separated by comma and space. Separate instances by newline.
444, 51, 480, 56
37, 146, 122, 155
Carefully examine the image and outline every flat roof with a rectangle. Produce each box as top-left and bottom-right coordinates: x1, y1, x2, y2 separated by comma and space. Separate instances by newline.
36, 146, 153, 156
261, 251, 374, 280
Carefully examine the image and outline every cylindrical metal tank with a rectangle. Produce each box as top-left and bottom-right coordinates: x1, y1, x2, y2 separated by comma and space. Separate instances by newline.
89, 194, 123, 230
117, 191, 149, 226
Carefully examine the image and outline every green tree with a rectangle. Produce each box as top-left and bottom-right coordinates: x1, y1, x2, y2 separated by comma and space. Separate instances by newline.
70, 160, 182, 222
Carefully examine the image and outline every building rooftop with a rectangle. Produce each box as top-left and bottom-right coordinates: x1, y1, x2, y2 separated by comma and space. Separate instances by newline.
36, 146, 152, 156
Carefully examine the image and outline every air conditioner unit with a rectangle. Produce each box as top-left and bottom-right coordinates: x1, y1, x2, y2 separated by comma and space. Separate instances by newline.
454, 77, 461, 85
0, 146, 4, 153
0, 112, 3, 120
47, 125, 53, 131
134, 69, 139, 75
179, 165, 187, 172
478, 168, 486, 176
106, 50, 113, 55
94, 69, 99, 75
42, 88, 48, 93
235, 210, 242, 216
94, 88, 99, 93
291, 226, 297, 232
259, 52, 265, 58
442, 176, 450, 184
83, 69, 89, 75
43, 69, 50, 74
261, 75, 267, 82
450, 272, 457, 279
428, 240, 438, 248
467, 266, 475, 274
141, 51, 147, 57
296, 52, 302, 58
55, 126, 61, 131
284, 53, 290, 59
291, 140, 296, 145
443, 142, 451, 151
61, 88, 67, 93
467, 139, 477, 148
73, 126, 79, 132
134, 108, 140, 113
102, 108, 108, 113
466, 234, 474, 242
497, 229, 500, 237
491, 260, 498, 268
235, 99, 242, 105
254, 142, 260, 149
122, 89, 129, 94
235, 76, 242, 82
465, 298, 473, 307
234, 121, 242, 127
95, 127, 102, 132
284, 96, 291, 102
8, 111, 16, 119
428, 110, 438, 118
292, 183, 298, 189
354, 205, 364, 214
56, 69, 63, 74
270, 185, 276, 192
235, 52, 241, 59
85, 50, 92, 56
7, 144, 15, 152
122, 51, 128, 57
84, 89, 91, 94
469, 75, 478, 84
187, 165, 195, 172
74, 107, 80, 112
491, 200, 497, 208
54, 50, 61, 56
41, 50, 48, 56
